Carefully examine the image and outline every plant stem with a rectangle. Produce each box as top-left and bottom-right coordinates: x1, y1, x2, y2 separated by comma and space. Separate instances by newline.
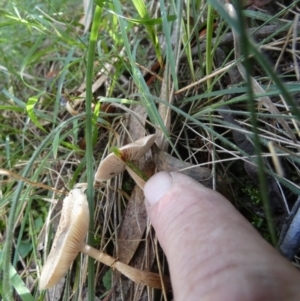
206, 3, 214, 92
124, 159, 149, 182
86, 3, 103, 300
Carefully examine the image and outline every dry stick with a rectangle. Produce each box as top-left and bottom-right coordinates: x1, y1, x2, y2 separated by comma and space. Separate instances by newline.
175, 61, 236, 94
224, 3, 296, 143
0, 168, 66, 194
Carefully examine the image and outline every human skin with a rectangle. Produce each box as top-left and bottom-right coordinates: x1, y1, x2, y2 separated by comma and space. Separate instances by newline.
144, 172, 300, 301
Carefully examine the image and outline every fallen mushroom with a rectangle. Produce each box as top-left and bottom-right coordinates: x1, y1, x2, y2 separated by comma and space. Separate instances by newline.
94, 134, 156, 189
40, 186, 168, 290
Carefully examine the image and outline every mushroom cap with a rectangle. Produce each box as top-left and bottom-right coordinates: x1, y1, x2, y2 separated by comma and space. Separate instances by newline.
39, 188, 89, 289
95, 134, 156, 182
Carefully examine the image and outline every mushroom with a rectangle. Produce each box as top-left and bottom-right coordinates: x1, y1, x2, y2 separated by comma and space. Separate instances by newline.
40, 186, 167, 290
94, 134, 157, 189
39, 187, 88, 289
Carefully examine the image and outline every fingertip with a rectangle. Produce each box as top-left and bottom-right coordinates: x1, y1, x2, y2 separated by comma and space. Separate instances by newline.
144, 171, 173, 206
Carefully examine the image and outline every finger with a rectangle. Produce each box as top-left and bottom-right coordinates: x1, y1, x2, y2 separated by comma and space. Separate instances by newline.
144, 171, 300, 301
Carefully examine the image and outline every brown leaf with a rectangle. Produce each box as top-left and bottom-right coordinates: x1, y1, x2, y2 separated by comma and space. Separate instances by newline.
152, 145, 213, 188
117, 186, 148, 264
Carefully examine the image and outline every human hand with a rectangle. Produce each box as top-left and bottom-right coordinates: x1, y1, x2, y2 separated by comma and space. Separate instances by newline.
144, 172, 300, 301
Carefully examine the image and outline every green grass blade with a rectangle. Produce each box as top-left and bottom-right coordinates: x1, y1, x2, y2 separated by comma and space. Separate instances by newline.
206, 3, 214, 92
26, 96, 47, 133
85, 2, 104, 300
112, 0, 168, 137
8, 256, 35, 301
131, 0, 163, 63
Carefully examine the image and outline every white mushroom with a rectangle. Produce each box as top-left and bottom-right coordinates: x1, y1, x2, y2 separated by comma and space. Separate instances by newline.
94, 134, 157, 189
40, 185, 167, 290
39, 187, 88, 289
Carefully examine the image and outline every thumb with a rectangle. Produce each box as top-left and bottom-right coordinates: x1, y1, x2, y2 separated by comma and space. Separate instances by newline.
143, 171, 300, 301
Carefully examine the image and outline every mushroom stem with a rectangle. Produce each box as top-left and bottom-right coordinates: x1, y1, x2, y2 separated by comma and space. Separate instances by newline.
111, 147, 149, 189
81, 243, 169, 289
124, 159, 149, 181
125, 166, 147, 189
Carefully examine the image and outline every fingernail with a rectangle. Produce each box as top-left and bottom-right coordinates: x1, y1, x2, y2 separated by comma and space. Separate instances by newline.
144, 171, 173, 206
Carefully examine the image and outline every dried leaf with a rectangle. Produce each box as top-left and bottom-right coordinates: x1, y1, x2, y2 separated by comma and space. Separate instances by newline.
152, 145, 213, 188
117, 173, 151, 264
